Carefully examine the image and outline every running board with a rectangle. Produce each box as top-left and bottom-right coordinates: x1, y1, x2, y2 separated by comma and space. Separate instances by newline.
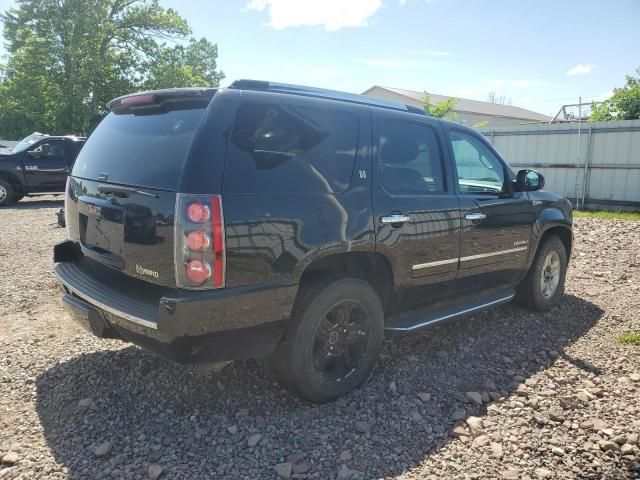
385, 289, 515, 332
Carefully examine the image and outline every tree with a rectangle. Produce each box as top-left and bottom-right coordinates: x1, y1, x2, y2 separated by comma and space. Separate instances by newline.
0, 0, 224, 138
590, 67, 640, 122
423, 94, 457, 120
487, 91, 511, 105
144, 38, 224, 90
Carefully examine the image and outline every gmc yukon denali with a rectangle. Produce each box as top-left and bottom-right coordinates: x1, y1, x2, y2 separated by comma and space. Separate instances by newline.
54, 81, 573, 402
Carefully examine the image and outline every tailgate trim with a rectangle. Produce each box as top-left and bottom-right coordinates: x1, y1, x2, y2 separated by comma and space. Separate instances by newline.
55, 262, 158, 330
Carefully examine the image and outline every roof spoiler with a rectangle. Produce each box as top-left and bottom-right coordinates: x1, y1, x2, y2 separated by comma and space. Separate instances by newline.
107, 88, 217, 115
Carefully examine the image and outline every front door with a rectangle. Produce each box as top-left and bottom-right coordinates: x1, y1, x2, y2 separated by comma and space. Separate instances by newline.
23, 140, 70, 192
445, 127, 535, 294
372, 111, 461, 310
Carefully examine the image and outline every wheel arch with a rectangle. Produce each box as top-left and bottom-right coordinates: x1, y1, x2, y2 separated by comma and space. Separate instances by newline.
295, 251, 395, 315
528, 207, 573, 268
0, 170, 25, 195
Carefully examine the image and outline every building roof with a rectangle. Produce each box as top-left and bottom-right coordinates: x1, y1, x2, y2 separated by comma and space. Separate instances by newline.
362, 86, 551, 122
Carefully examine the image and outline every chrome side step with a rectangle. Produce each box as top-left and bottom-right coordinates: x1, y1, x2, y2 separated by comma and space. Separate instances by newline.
385, 291, 514, 333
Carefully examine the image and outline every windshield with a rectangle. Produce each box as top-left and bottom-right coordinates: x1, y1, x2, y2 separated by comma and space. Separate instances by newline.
12, 133, 46, 153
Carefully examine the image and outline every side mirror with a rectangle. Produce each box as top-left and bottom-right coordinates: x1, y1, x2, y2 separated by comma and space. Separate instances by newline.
516, 169, 545, 192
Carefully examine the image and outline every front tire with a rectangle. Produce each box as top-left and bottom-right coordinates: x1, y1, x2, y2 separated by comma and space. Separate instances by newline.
516, 235, 568, 310
271, 277, 384, 403
0, 179, 15, 206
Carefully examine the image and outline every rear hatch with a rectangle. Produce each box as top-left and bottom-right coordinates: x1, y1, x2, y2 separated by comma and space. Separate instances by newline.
65, 89, 215, 288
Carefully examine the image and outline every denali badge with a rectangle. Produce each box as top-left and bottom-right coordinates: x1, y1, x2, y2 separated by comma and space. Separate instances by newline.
136, 264, 159, 278
513, 240, 528, 247
87, 204, 101, 216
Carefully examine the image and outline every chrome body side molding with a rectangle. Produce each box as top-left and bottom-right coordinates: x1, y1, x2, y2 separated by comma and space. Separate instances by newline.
411, 246, 528, 271
460, 246, 528, 263
412, 258, 458, 270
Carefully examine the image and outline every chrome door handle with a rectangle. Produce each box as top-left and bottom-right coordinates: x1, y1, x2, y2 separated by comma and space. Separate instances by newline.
465, 212, 487, 221
381, 214, 411, 224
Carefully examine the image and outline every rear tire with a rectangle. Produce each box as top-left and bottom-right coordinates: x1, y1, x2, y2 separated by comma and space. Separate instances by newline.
516, 235, 567, 311
271, 276, 384, 403
0, 179, 15, 206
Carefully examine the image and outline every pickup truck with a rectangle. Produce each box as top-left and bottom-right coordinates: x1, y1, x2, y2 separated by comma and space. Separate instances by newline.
0, 132, 85, 205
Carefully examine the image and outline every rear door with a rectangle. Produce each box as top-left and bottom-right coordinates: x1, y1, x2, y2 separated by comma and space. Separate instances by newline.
372, 111, 460, 310
66, 90, 215, 287
23, 139, 70, 192
445, 126, 534, 294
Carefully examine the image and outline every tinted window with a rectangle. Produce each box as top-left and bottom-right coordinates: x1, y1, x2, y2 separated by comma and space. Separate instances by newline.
224, 102, 359, 194
39, 141, 66, 157
379, 120, 444, 195
450, 131, 505, 194
72, 108, 207, 190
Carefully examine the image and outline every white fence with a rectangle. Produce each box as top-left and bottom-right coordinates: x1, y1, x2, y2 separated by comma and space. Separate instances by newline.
481, 119, 640, 211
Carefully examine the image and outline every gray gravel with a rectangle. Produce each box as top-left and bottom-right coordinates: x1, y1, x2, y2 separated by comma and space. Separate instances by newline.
0, 197, 639, 479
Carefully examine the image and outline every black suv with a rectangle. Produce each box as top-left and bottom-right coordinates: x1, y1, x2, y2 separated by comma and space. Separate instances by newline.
0, 132, 86, 205
54, 81, 572, 403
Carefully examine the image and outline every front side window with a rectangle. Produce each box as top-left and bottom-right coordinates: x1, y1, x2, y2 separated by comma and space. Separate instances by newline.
37, 141, 66, 158
225, 102, 359, 194
378, 120, 445, 195
450, 131, 506, 194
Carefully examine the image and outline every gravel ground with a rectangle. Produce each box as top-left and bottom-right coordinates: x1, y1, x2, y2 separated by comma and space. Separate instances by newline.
1, 197, 639, 480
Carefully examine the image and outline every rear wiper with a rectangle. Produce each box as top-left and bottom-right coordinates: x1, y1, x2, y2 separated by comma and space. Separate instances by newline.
98, 184, 159, 198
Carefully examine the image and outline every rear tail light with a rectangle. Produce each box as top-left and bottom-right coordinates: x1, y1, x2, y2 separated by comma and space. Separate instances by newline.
175, 194, 225, 289
186, 202, 210, 223
185, 259, 212, 284
186, 230, 210, 251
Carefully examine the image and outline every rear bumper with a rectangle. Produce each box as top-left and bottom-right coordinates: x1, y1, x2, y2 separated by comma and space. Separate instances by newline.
54, 241, 297, 362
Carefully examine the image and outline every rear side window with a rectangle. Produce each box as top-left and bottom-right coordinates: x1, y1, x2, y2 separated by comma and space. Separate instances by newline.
224, 102, 359, 194
378, 119, 445, 195
72, 108, 207, 191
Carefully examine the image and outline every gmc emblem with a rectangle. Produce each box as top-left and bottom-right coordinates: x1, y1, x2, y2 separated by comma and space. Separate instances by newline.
87, 204, 101, 216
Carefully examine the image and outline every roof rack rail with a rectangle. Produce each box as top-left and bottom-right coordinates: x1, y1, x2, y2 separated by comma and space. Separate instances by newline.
405, 105, 426, 115
229, 79, 425, 115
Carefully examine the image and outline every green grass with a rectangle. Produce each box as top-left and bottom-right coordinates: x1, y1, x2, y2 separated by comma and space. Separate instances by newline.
618, 332, 640, 346
574, 210, 640, 221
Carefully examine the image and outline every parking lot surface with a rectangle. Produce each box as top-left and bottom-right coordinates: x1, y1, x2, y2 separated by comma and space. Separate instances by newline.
0, 197, 638, 479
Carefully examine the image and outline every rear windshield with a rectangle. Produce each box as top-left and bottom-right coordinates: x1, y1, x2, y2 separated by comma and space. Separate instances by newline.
72, 108, 207, 191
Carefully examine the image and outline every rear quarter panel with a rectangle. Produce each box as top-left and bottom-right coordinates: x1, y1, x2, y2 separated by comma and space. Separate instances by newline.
219, 94, 376, 288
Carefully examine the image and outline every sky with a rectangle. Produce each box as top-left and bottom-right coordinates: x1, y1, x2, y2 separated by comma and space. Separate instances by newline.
1, 0, 639, 117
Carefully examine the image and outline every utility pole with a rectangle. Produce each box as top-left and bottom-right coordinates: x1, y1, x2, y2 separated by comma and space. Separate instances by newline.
574, 96, 582, 209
